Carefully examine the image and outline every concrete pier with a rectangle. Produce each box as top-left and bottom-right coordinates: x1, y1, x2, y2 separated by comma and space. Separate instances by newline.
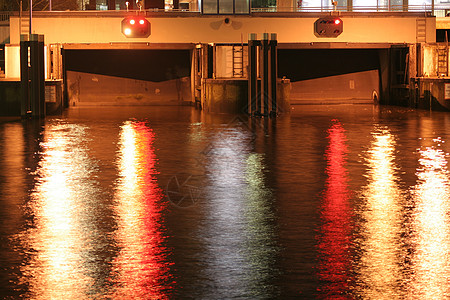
202, 78, 290, 114
409, 77, 450, 110
0, 80, 64, 117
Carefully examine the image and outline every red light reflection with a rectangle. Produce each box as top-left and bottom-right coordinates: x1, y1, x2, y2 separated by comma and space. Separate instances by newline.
317, 120, 352, 299
111, 121, 173, 299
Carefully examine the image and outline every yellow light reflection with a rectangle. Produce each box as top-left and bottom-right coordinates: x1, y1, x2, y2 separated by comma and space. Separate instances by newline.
111, 120, 172, 299
409, 138, 450, 299
355, 127, 405, 299
20, 123, 94, 299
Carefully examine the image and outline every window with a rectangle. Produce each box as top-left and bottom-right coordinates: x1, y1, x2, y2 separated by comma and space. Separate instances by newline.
202, 0, 249, 14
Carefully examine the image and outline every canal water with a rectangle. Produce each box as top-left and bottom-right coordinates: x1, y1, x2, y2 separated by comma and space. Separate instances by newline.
0, 104, 449, 299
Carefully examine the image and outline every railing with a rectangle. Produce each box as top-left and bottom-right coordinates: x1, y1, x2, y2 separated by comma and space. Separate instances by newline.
0, 5, 447, 16
142, 4, 449, 16
0, 12, 12, 22
252, 4, 448, 14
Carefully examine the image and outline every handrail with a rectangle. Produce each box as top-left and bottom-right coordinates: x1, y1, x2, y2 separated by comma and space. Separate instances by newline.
253, 4, 448, 13
0, 12, 12, 22
1, 5, 446, 16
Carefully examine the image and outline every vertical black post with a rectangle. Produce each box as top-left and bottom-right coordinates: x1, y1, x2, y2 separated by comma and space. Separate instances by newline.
29, 0, 32, 35
20, 34, 30, 117
262, 33, 269, 117
207, 44, 214, 78
29, 34, 45, 118
62, 47, 69, 108
30, 36, 38, 116
108, 0, 116, 10
38, 35, 45, 117
269, 33, 277, 116
248, 33, 258, 115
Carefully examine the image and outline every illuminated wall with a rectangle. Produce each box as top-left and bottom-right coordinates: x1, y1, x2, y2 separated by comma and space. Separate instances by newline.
8, 13, 435, 45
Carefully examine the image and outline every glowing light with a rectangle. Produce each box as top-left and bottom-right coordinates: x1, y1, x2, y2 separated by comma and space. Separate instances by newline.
354, 127, 405, 298
317, 121, 351, 297
111, 120, 173, 298
17, 123, 98, 299
409, 138, 450, 299
124, 28, 132, 36
334, 19, 341, 25
129, 19, 135, 25
139, 19, 145, 25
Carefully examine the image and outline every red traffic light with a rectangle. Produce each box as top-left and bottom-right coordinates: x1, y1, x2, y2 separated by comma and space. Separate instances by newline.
121, 17, 151, 38
314, 17, 343, 38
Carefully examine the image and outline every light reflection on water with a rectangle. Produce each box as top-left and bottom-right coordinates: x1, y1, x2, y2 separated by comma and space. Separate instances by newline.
409, 138, 450, 299
1, 106, 450, 298
111, 120, 173, 298
201, 125, 277, 298
18, 121, 101, 299
317, 120, 351, 298
353, 126, 406, 299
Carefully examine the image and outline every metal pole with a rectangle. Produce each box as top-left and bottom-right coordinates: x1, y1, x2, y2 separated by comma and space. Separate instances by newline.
49, 0, 52, 11
29, 34, 45, 118
262, 32, 269, 116
248, 33, 258, 115
20, 35, 30, 117
29, 0, 32, 35
19, 1, 22, 38
270, 33, 277, 116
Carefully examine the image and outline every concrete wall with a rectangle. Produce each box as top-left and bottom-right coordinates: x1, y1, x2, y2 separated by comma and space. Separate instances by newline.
67, 71, 192, 106
409, 77, 450, 110
422, 43, 450, 77
4, 45, 19, 79
0, 81, 21, 116
202, 78, 290, 113
215, 45, 248, 78
0, 22, 9, 44
437, 17, 450, 29
202, 78, 248, 113
290, 69, 379, 104
4, 45, 56, 80
9, 12, 435, 45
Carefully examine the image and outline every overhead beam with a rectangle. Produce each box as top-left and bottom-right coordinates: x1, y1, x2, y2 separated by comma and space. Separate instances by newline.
62, 43, 196, 50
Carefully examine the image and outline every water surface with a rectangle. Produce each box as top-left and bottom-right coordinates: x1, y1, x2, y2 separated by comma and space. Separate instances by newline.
0, 105, 449, 299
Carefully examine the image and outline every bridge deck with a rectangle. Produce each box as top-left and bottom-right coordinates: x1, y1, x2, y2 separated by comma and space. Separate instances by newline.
8, 11, 436, 45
